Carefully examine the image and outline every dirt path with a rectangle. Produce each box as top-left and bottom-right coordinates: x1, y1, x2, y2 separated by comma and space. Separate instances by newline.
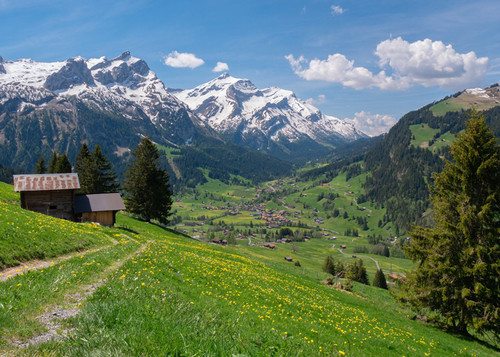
0, 232, 121, 282
0, 246, 109, 282
9, 240, 152, 349
337, 248, 380, 270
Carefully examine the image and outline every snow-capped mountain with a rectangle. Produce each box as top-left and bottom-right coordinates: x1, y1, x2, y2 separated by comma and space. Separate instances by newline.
174, 73, 366, 159
0, 52, 218, 171
0, 51, 212, 146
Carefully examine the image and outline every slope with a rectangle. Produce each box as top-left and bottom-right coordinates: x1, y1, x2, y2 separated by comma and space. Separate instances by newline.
0, 184, 497, 356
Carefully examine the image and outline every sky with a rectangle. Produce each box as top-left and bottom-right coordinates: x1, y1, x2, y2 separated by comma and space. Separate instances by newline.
1, 0, 499, 136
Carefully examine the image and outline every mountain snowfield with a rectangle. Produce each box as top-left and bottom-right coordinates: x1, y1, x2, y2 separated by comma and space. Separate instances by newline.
0, 52, 210, 147
174, 73, 366, 150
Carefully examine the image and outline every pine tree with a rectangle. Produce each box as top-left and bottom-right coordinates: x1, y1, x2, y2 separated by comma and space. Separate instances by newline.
346, 259, 369, 285
35, 156, 47, 174
400, 110, 500, 337
48, 151, 58, 173
322, 255, 336, 276
54, 153, 72, 173
74, 143, 95, 193
93, 145, 119, 193
373, 269, 388, 290
74, 144, 119, 194
123, 137, 173, 224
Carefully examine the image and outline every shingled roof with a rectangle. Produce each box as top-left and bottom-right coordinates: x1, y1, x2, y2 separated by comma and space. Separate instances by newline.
13, 173, 80, 192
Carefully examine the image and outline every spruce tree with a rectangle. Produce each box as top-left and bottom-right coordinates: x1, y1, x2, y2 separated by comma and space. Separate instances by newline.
322, 255, 336, 276
346, 259, 369, 285
401, 110, 500, 337
123, 137, 173, 224
93, 145, 119, 193
74, 144, 119, 194
373, 269, 388, 290
48, 151, 58, 173
74, 143, 95, 193
54, 153, 72, 173
35, 156, 47, 174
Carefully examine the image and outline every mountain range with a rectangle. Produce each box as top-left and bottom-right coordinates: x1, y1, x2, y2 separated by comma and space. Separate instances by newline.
0, 51, 365, 174
173, 73, 366, 160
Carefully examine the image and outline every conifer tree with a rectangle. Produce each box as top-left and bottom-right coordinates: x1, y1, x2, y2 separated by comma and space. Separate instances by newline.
74, 143, 95, 193
400, 110, 500, 338
322, 255, 336, 276
373, 269, 388, 290
35, 156, 47, 174
346, 259, 369, 285
48, 151, 58, 173
54, 153, 72, 173
93, 145, 119, 193
74, 144, 119, 194
123, 137, 173, 224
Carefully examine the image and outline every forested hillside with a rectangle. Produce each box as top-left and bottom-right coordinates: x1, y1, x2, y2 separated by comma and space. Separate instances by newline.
300, 101, 500, 233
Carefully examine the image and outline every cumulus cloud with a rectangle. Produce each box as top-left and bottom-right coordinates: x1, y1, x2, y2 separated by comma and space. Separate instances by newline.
331, 5, 344, 15
305, 94, 326, 106
164, 51, 204, 69
286, 37, 488, 91
212, 61, 229, 72
344, 111, 397, 137
285, 53, 406, 90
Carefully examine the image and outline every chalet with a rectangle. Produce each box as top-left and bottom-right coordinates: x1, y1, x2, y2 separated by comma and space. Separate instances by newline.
13, 173, 80, 221
74, 193, 126, 226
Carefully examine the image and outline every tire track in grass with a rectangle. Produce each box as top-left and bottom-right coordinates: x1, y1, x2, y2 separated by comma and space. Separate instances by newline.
8, 240, 152, 349
0, 231, 121, 283
0, 230, 139, 283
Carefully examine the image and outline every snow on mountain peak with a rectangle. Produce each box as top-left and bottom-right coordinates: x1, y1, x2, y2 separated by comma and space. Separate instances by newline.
174, 75, 366, 150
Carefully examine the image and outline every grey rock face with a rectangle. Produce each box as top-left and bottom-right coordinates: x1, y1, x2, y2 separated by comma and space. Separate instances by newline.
0, 56, 5, 74
44, 58, 95, 91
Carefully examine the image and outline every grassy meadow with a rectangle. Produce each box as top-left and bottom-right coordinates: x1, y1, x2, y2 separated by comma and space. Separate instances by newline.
1, 180, 499, 356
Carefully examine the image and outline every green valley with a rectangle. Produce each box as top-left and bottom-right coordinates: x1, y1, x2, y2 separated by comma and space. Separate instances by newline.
1, 177, 498, 355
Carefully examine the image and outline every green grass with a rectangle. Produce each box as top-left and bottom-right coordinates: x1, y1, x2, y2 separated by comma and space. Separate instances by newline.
1, 182, 498, 356
430, 99, 469, 117
410, 124, 439, 148
0, 182, 110, 269
0, 237, 140, 346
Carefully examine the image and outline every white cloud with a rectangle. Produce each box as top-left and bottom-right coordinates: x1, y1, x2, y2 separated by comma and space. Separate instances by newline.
305, 94, 326, 106
375, 37, 488, 88
345, 111, 397, 137
212, 61, 229, 72
286, 37, 488, 91
164, 51, 204, 69
331, 5, 344, 15
285, 53, 406, 90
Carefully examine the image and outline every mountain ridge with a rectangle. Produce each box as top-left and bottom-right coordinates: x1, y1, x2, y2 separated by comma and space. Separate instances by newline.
174, 73, 367, 161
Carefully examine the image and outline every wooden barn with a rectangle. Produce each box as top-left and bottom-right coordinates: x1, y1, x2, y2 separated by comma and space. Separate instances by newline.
74, 193, 126, 227
13, 173, 80, 221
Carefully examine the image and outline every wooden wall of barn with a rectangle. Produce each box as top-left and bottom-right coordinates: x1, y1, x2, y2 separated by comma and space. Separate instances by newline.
21, 190, 75, 221
80, 211, 115, 226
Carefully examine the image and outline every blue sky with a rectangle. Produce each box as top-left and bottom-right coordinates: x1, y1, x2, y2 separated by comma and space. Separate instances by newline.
1, 0, 499, 135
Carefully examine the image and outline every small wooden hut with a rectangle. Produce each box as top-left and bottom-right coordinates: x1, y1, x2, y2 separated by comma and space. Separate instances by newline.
13, 173, 80, 221
73, 193, 126, 226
